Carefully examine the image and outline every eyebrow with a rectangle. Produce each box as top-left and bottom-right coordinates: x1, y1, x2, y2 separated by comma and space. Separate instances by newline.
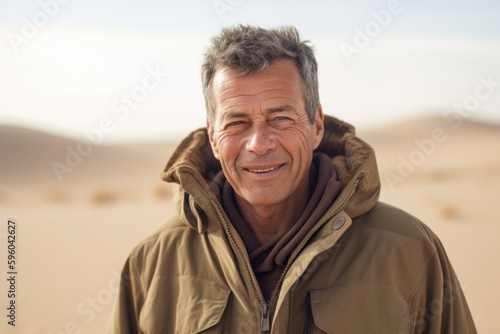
220, 105, 293, 121
266, 105, 293, 114
221, 110, 248, 121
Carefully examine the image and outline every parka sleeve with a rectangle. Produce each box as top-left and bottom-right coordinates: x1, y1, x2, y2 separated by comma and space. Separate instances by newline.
107, 254, 145, 334
409, 231, 477, 334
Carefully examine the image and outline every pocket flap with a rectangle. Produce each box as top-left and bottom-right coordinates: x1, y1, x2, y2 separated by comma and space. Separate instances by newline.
140, 275, 230, 333
310, 283, 409, 334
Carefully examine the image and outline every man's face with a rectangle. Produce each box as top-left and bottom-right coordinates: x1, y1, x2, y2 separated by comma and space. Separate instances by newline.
208, 59, 324, 208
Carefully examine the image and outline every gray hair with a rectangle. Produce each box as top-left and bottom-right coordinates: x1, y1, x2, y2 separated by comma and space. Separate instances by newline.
202, 25, 319, 125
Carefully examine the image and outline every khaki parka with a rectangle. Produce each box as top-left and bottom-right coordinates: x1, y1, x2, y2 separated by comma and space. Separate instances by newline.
108, 115, 476, 334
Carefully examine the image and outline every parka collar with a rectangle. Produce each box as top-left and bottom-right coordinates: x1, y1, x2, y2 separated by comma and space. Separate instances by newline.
160, 115, 380, 232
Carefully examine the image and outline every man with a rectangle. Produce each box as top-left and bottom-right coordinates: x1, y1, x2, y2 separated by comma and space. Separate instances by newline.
109, 25, 476, 333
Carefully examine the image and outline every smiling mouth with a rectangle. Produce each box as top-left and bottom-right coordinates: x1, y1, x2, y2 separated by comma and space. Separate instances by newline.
244, 164, 283, 174
248, 167, 276, 173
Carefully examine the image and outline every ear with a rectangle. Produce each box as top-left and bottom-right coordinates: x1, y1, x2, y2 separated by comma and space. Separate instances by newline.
206, 119, 220, 160
312, 106, 324, 150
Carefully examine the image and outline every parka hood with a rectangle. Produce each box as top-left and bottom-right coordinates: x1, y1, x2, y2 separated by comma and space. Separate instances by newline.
160, 115, 380, 232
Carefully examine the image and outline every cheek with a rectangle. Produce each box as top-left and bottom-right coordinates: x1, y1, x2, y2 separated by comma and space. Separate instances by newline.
209, 132, 220, 160
212, 132, 227, 157
217, 138, 240, 165
283, 128, 314, 153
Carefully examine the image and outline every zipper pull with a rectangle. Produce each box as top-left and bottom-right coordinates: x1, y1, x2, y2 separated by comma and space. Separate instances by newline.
260, 302, 271, 332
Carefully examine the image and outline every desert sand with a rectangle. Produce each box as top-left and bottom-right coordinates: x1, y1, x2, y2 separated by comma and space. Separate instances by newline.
1, 116, 499, 333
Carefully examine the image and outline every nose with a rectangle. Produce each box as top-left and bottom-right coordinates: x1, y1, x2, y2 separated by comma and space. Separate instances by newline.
245, 124, 276, 155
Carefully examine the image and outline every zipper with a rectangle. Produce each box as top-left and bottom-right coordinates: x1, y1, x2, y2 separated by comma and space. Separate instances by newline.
215, 203, 272, 333
215, 210, 261, 304
260, 302, 271, 332
209, 175, 362, 333
210, 200, 267, 331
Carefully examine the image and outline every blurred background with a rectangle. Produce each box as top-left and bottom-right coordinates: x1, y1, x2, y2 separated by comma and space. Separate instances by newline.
0, 0, 499, 333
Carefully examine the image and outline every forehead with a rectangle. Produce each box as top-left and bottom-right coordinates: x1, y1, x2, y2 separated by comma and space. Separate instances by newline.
212, 59, 303, 103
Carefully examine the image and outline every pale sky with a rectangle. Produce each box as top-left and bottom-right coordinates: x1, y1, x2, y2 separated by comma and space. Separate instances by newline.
1, 0, 499, 142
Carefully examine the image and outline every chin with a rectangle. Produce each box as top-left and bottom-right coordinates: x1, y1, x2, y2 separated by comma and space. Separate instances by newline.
241, 190, 286, 207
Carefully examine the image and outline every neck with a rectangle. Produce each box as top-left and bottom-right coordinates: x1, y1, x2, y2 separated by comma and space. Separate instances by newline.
235, 176, 310, 245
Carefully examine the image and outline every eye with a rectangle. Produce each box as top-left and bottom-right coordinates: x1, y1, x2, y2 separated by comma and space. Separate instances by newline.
271, 116, 293, 128
222, 120, 248, 134
227, 120, 245, 127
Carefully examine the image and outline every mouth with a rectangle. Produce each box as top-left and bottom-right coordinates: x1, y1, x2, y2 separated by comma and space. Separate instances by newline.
248, 167, 277, 173
244, 164, 284, 175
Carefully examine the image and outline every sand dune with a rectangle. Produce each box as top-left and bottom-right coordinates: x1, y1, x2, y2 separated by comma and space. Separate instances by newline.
0, 117, 499, 333
0, 125, 176, 186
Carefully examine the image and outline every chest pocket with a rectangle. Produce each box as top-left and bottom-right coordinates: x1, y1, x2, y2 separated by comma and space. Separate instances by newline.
139, 275, 230, 334
309, 283, 409, 334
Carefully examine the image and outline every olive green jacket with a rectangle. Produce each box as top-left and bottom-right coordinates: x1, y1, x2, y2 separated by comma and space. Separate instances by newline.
108, 116, 476, 333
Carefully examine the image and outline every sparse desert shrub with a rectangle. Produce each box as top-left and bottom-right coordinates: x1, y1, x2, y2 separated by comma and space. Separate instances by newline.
153, 185, 171, 200
90, 189, 119, 205
440, 204, 460, 220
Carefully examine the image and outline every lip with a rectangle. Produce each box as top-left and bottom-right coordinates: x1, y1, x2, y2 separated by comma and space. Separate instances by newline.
242, 163, 285, 177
